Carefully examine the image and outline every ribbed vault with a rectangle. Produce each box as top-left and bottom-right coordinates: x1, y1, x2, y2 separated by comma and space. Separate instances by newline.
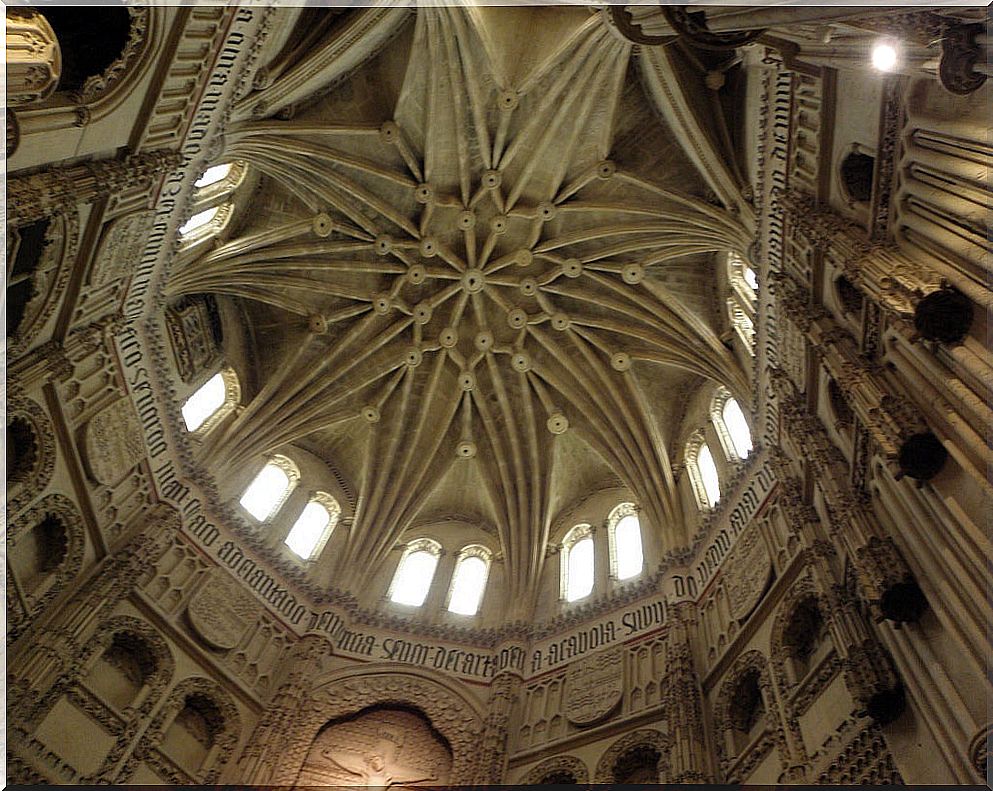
169, 8, 751, 613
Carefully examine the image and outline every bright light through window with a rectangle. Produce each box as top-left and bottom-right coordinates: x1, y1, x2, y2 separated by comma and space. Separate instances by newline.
182, 372, 226, 431
744, 266, 758, 292
240, 463, 291, 521
284, 501, 332, 559
566, 536, 595, 602
447, 555, 488, 615
871, 41, 898, 72
723, 398, 753, 459
179, 207, 218, 237
390, 549, 439, 607
194, 163, 232, 189
614, 514, 643, 580
698, 444, 721, 507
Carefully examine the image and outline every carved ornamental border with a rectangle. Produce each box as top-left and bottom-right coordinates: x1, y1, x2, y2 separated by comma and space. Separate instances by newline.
523, 754, 590, 784
280, 666, 485, 786
593, 728, 670, 783
6, 393, 57, 517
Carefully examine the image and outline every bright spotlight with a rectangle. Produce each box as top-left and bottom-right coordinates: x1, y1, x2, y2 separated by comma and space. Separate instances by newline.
871, 41, 899, 72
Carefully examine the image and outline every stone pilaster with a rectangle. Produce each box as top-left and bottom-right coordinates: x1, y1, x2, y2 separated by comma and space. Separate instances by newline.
9, 150, 181, 226
664, 603, 711, 783
473, 670, 522, 784
239, 633, 328, 784
769, 373, 926, 624
777, 474, 907, 725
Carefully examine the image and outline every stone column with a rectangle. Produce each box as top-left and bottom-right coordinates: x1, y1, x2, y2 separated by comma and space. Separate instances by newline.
782, 191, 982, 336
8, 149, 181, 227
773, 272, 947, 482
473, 670, 522, 784
776, 473, 906, 725
6, 10, 61, 107
769, 370, 926, 625
663, 603, 711, 783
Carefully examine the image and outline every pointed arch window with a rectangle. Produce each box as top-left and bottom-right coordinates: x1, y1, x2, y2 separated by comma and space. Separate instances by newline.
389, 538, 441, 607
446, 545, 491, 616
181, 369, 240, 434
607, 503, 643, 581
239, 454, 299, 522
284, 492, 340, 560
561, 524, 595, 602
686, 432, 721, 509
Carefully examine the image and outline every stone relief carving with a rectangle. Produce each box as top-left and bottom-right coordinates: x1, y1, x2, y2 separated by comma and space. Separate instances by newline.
721, 525, 772, 622
8, 212, 80, 358
129, 675, 241, 785
300, 707, 451, 787
89, 211, 155, 287
82, 397, 146, 487
522, 754, 588, 784
187, 567, 260, 650
7, 393, 56, 518
271, 669, 483, 786
562, 647, 623, 726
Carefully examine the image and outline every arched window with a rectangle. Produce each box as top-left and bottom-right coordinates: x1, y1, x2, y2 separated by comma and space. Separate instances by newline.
726, 252, 757, 354
194, 163, 233, 189
179, 206, 220, 238
182, 369, 240, 434
284, 492, 340, 560
161, 694, 223, 775
607, 503, 643, 581
721, 398, 753, 459
686, 433, 721, 509
178, 203, 233, 247
13, 513, 69, 593
697, 444, 721, 506
710, 389, 753, 462
446, 545, 491, 616
561, 524, 595, 602
239, 455, 299, 522
389, 538, 442, 607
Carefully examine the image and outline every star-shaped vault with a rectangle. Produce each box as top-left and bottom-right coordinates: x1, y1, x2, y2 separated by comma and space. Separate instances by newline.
169, 8, 751, 613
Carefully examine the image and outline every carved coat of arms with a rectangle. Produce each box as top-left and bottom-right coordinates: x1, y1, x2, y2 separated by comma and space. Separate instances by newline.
723, 527, 772, 622
563, 647, 623, 725
187, 568, 258, 650
82, 397, 145, 487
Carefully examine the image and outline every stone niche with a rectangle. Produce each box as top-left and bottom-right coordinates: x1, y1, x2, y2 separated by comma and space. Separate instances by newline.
298, 705, 453, 787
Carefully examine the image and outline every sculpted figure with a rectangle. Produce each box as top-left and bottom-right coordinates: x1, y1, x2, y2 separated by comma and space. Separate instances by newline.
321, 728, 436, 788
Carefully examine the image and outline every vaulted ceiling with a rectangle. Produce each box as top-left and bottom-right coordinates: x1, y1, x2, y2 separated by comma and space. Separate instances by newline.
168, 7, 754, 608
